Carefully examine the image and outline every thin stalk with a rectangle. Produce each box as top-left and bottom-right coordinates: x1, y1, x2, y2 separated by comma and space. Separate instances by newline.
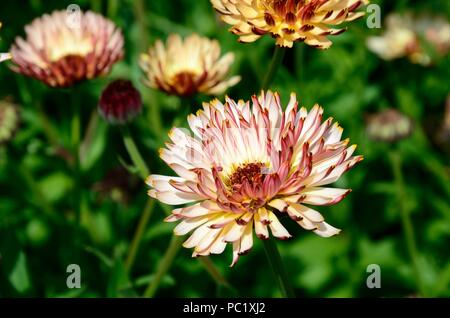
198, 257, 231, 289
144, 235, 184, 297
107, 0, 119, 18
80, 110, 99, 161
121, 125, 149, 179
71, 94, 81, 225
260, 45, 293, 298
125, 199, 155, 273
262, 239, 295, 297
261, 46, 286, 91
389, 150, 425, 296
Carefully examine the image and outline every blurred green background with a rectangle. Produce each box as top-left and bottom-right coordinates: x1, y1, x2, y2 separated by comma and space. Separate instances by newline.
0, 0, 449, 297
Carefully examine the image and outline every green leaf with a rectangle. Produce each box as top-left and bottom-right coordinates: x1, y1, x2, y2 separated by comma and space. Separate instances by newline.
8, 252, 31, 294
38, 171, 72, 203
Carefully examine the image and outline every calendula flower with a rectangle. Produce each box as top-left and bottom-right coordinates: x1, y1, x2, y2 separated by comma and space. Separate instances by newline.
211, 0, 368, 48
98, 80, 142, 125
367, 13, 450, 66
140, 33, 241, 97
10, 10, 124, 87
366, 109, 413, 143
147, 91, 362, 265
0, 100, 20, 144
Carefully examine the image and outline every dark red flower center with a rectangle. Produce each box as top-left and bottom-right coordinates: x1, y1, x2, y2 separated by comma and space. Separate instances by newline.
228, 163, 266, 189
171, 71, 201, 96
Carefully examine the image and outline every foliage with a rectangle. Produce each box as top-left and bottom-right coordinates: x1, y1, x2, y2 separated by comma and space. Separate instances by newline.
0, 0, 449, 297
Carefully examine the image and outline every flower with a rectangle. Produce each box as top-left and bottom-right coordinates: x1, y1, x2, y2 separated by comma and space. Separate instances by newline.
0, 100, 20, 144
366, 109, 413, 143
10, 10, 124, 87
98, 80, 142, 124
147, 91, 363, 265
367, 13, 450, 66
211, 0, 368, 48
139, 33, 241, 97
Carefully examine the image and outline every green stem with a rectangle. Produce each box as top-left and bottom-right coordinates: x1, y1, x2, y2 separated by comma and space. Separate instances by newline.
389, 150, 425, 296
260, 45, 292, 298
80, 110, 99, 161
262, 239, 295, 297
125, 199, 155, 273
121, 125, 149, 179
71, 96, 81, 225
261, 46, 286, 91
107, 0, 119, 18
144, 235, 184, 297
198, 257, 231, 289
133, 0, 149, 52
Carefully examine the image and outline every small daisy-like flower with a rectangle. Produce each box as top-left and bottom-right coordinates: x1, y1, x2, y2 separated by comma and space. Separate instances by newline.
367, 13, 450, 66
10, 10, 124, 87
366, 109, 413, 143
0, 100, 20, 144
211, 0, 368, 48
139, 33, 241, 97
98, 80, 142, 125
147, 91, 363, 265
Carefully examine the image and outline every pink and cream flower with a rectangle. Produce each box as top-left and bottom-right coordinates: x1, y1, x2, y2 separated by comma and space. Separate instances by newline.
211, 0, 368, 48
10, 10, 124, 87
147, 91, 362, 265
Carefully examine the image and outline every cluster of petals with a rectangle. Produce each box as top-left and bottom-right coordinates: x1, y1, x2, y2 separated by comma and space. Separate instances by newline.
211, 0, 368, 48
140, 33, 240, 97
147, 91, 362, 265
10, 10, 124, 87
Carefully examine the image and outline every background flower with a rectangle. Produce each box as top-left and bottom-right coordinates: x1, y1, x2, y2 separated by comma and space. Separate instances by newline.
211, 0, 368, 48
10, 10, 124, 87
98, 79, 142, 125
367, 13, 450, 66
140, 33, 241, 96
147, 91, 362, 265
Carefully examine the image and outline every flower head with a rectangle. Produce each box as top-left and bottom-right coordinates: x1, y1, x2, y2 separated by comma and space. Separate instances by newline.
366, 108, 413, 143
367, 13, 450, 66
140, 33, 241, 97
10, 10, 124, 87
0, 100, 20, 144
98, 80, 142, 124
147, 91, 362, 265
211, 0, 368, 48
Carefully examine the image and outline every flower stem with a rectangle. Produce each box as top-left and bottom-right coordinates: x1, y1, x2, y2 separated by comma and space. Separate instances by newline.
71, 96, 81, 225
121, 125, 149, 179
125, 199, 155, 273
262, 239, 295, 297
260, 45, 292, 298
389, 150, 425, 296
261, 46, 286, 91
80, 110, 99, 161
198, 256, 232, 289
144, 235, 184, 297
